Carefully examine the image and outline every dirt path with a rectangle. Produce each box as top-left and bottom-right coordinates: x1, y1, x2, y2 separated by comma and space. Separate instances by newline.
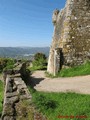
30, 71, 90, 94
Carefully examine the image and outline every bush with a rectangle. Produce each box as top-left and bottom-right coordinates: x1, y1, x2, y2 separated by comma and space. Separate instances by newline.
34, 53, 46, 61
31, 53, 47, 71
0, 58, 15, 73
0, 58, 7, 72
4, 59, 15, 70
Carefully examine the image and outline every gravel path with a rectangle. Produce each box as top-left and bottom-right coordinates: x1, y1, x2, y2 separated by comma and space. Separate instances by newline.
31, 71, 90, 94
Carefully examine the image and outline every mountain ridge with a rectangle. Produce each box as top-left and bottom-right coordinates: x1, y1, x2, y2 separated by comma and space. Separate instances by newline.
0, 47, 50, 58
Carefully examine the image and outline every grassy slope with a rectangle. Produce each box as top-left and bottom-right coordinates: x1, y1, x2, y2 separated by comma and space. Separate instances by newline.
28, 62, 90, 120
45, 62, 90, 78
29, 88, 90, 120
57, 61, 90, 77
0, 81, 4, 116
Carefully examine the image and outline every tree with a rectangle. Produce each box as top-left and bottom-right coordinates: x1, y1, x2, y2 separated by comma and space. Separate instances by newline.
34, 53, 46, 61
32, 53, 47, 70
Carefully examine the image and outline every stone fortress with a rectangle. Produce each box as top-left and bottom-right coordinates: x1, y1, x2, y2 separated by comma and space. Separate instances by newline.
47, 0, 90, 75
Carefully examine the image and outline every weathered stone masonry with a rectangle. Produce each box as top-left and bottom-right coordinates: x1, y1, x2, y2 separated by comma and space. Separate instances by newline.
1, 63, 32, 120
47, 0, 90, 75
1, 63, 47, 120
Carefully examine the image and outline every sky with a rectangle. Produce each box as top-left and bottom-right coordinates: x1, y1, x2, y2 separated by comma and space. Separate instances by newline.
0, 0, 66, 47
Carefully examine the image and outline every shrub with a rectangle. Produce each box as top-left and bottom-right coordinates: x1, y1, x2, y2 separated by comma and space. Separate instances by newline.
34, 53, 46, 61
0, 58, 15, 73
31, 53, 47, 70
3, 58, 15, 71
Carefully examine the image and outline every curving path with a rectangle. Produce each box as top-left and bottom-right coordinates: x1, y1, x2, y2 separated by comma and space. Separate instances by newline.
31, 71, 90, 94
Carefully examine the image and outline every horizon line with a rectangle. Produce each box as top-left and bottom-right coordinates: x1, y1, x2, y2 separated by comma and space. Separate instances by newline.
0, 46, 50, 48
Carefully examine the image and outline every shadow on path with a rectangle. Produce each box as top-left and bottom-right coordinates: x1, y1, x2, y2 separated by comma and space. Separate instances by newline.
30, 77, 45, 88
21, 70, 45, 90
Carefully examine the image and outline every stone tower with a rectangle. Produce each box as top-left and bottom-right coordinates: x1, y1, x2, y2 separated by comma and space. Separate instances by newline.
47, 0, 90, 75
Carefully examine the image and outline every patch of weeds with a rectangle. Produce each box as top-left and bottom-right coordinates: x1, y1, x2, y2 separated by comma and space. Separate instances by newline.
45, 71, 55, 78
16, 100, 34, 120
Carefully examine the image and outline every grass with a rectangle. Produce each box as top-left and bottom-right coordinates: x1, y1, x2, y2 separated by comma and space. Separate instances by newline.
56, 61, 90, 77
45, 71, 55, 78
28, 65, 47, 71
28, 87, 90, 120
45, 61, 90, 78
16, 100, 34, 120
0, 80, 4, 116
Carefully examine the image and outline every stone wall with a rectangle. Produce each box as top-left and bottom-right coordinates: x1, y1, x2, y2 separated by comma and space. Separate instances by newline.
47, 0, 90, 75
2, 76, 32, 120
1, 63, 47, 120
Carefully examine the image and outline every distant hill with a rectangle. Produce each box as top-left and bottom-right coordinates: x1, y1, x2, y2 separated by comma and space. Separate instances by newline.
0, 47, 50, 59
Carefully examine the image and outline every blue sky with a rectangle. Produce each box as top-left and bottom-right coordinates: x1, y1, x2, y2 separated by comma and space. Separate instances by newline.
0, 0, 66, 47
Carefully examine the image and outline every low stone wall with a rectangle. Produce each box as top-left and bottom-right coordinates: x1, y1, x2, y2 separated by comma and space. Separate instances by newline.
2, 76, 32, 120
1, 63, 47, 120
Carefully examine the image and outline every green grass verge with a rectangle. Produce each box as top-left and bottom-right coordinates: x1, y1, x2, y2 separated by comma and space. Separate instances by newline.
0, 80, 4, 116
57, 61, 90, 77
28, 87, 90, 120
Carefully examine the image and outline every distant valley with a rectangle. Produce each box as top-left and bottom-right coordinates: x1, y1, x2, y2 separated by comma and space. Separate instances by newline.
0, 47, 50, 59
